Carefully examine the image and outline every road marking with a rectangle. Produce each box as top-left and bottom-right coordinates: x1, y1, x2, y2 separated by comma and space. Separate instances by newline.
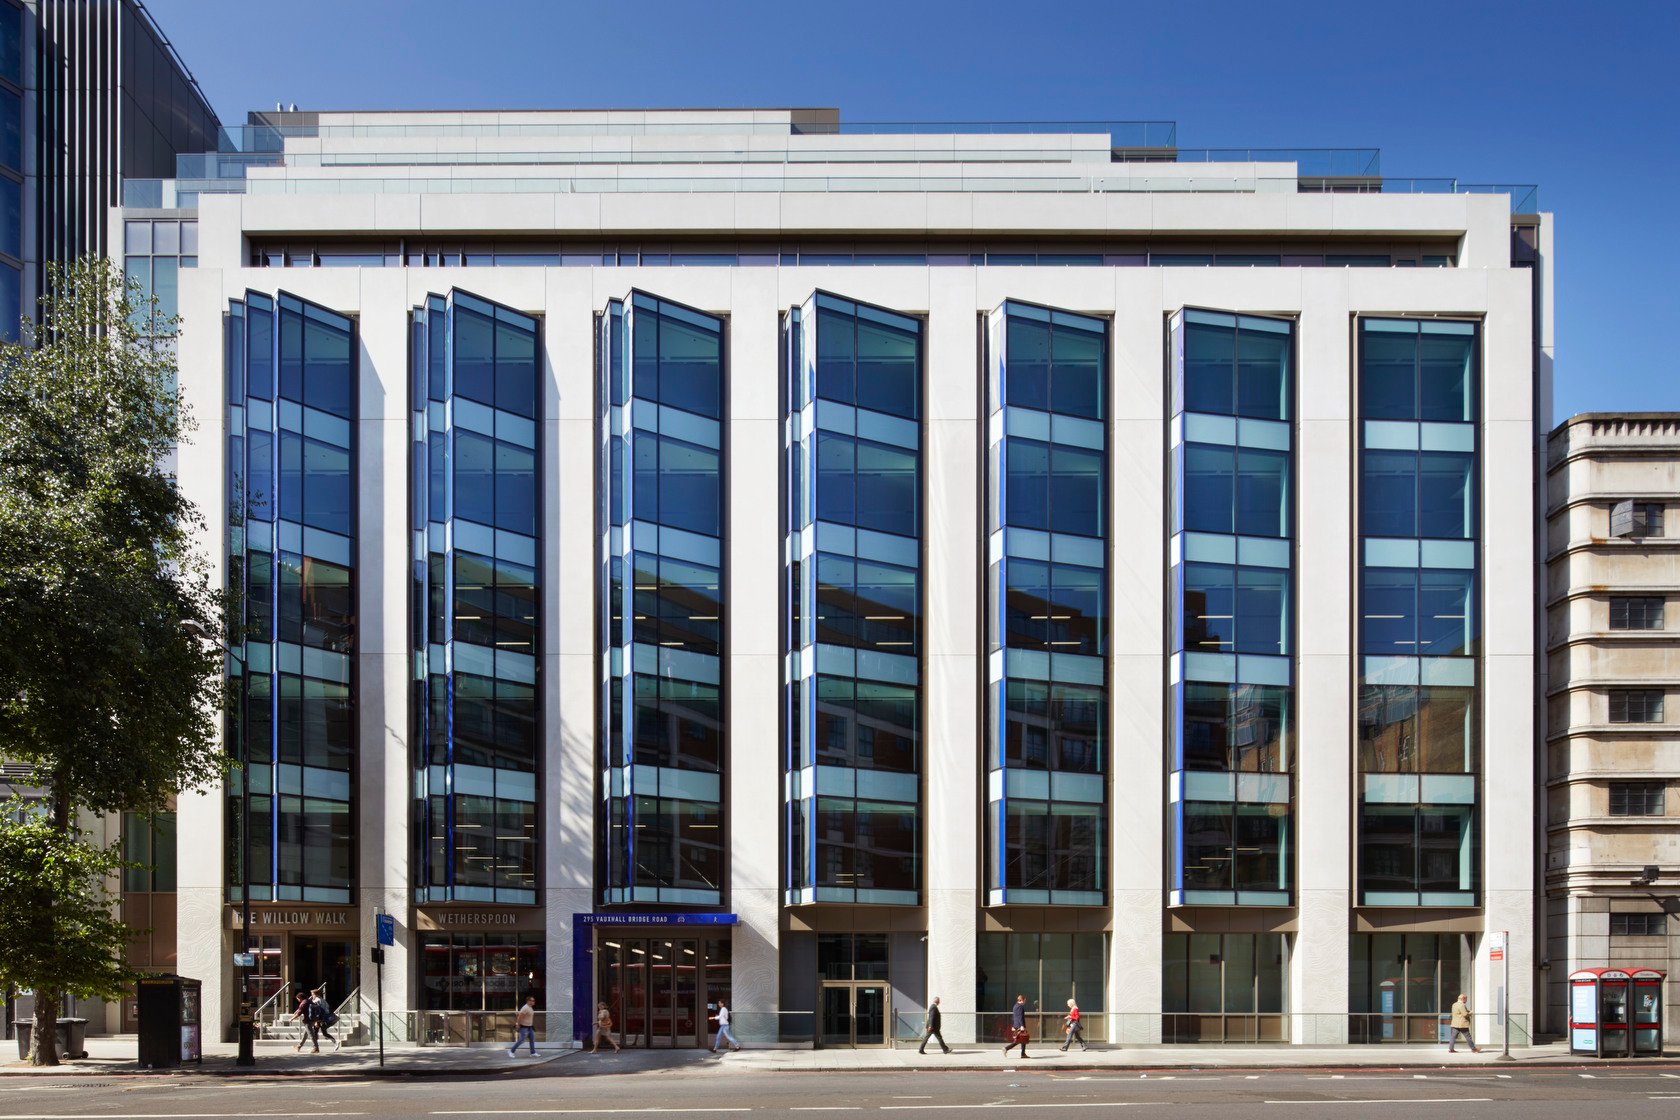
0, 1115, 369, 1119
1264, 1100, 1491, 1106
1497, 1074, 1512, 1079
433, 1113, 752, 1117
889, 1098, 933, 1101
791, 1109, 863, 1112
879, 1105, 1138, 1111
1246, 1076, 1260, 1080
1580, 1073, 1597, 1078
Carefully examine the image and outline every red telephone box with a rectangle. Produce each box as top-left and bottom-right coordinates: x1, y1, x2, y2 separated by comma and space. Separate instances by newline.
1569, 967, 1665, 1057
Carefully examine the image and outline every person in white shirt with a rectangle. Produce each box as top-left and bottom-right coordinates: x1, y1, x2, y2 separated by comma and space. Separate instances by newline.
710, 1000, 740, 1052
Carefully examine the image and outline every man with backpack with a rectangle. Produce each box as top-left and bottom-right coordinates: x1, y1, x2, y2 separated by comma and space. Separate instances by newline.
302, 987, 340, 1054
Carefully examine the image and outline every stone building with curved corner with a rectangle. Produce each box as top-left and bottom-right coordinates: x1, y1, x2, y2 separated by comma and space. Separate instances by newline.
1544, 413, 1680, 1043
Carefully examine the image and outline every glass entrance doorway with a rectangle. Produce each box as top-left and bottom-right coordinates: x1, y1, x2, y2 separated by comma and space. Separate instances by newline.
597, 933, 731, 1048
290, 936, 356, 1006
820, 982, 887, 1047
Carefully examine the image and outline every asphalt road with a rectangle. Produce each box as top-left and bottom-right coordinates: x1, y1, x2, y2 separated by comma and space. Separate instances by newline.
3, 1065, 1680, 1119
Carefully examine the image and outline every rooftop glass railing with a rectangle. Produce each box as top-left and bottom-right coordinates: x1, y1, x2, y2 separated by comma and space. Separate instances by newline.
1170, 147, 1382, 177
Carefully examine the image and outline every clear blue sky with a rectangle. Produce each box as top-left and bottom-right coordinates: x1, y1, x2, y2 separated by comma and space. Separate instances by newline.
148, 0, 1679, 424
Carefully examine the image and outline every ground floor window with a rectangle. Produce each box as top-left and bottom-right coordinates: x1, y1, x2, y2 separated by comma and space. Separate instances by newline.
419, 932, 545, 1011
1162, 933, 1287, 1042
1348, 932, 1467, 1042
975, 932, 1107, 1041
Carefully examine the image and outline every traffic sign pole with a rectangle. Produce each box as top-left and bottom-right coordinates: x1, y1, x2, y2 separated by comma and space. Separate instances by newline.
374, 912, 395, 1068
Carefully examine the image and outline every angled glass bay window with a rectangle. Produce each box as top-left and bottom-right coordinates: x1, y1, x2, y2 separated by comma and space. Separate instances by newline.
1355, 318, 1481, 906
411, 290, 542, 905
785, 293, 922, 906
1168, 309, 1295, 907
602, 292, 727, 906
985, 301, 1109, 907
225, 292, 357, 904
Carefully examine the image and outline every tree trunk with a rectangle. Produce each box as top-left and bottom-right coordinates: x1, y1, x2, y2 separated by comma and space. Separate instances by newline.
28, 987, 60, 1066
30, 785, 74, 1066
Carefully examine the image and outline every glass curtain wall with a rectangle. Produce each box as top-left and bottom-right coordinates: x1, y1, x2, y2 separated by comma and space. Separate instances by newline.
600, 293, 727, 906
411, 290, 541, 905
1348, 933, 1467, 1042
975, 932, 1107, 1039
1167, 310, 1295, 906
783, 293, 922, 905
225, 292, 356, 903
1162, 933, 1288, 1041
982, 302, 1108, 906
1355, 319, 1480, 906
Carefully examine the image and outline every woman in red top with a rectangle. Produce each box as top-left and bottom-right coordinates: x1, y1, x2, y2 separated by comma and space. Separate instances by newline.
1060, 998, 1090, 1052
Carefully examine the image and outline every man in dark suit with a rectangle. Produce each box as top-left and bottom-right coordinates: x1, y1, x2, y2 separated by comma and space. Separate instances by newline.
919, 996, 950, 1055
1003, 994, 1029, 1057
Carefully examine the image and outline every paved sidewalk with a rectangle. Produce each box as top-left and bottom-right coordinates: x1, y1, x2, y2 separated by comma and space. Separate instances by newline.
0, 1035, 572, 1077
4, 1036, 1670, 1077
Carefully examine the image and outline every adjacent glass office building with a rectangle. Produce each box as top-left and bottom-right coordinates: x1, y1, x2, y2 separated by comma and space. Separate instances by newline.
410, 290, 543, 908
598, 292, 728, 907
1355, 318, 1481, 909
783, 293, 923, 907
150, 108, 1542, 1048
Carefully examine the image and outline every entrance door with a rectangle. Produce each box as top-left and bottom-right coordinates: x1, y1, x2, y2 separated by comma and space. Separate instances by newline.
291, 936, 357, 1006
819, 982, 888, 1048
600, 936, 704, 1048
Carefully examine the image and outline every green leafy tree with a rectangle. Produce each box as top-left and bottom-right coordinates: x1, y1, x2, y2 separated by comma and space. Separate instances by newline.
0, 809, 137, 1045
0, 257, 227, 1065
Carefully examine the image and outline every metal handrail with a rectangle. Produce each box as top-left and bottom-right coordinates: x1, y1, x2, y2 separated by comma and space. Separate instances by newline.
253, 981, 293, 1023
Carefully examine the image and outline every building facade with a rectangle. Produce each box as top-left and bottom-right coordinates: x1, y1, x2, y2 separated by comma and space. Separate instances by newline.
1544, 414, 1679, 1043
124, 108, 1550, 1047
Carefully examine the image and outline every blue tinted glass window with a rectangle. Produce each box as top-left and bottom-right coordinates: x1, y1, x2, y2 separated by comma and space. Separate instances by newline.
856, 314, 918, 419
1183, 319, 1234, 415
302, 438, 352, 536
1419, 569, 1474, 657
1418, 452, 1474, 539
1049, 324, 1103, 419
815, 432, 857, 526
495, 317, 538, 418
278, 304, 303, 402
1050, 445, 1102, 537
816, 306, 855, 405
1183, 563, 1235, 652
0, 258, 18, 341
1178, 682, 1290, 772
1419, 330, 1475, 422
1361, 449, 1418, 538
1360, 325, 1418, 420
1005, 439, 1049, 532
854, 439, 916, 538
427, 431, 447, 521
0, 175, 17, 259
1183, 444, 1234, 535
1235, 567, 1288, 655
453, 304, 495, 409
1236, 448, 1289, 538
495, 440, 536, 536
1236, 325, 1289, 420
1005, 316, 1051, 411
152, 258, 178, 328
654, 433, 721, 537
453, 430, 496, 528
0, 87, 18, 174
1005, 557, 1051, 649
1361, 568, 1418, 656
247, 429, 273, 520
302, 313, 352, 418
0, 6, 19, 86
657, 308, 722, 418
247, 305, 274, 401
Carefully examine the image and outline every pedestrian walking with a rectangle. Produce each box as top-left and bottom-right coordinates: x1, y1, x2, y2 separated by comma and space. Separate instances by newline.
1060, 998, 1089, 1052
710, 1000, 740, 1052
1446, 993, 1482, 1053
918, 996, 951, 1055
1002, 994, 1029, 1058
509, 996, 538, 1057
288, 992, 313, 1053
592, 1001, 622, 1053
309, 987, 341, 1053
